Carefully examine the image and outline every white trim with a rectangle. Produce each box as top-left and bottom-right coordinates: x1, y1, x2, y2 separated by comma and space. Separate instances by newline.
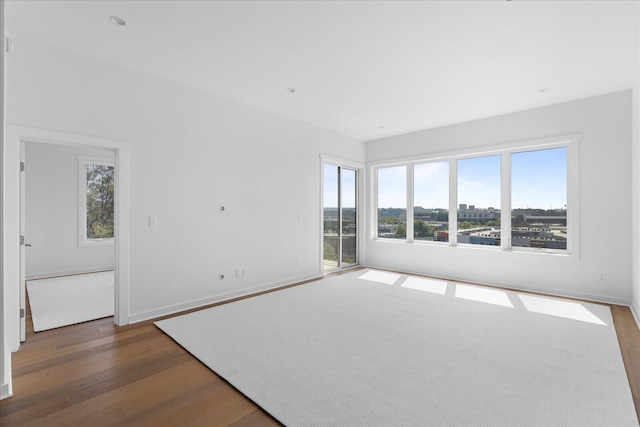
449, 158, 457, 245
130, 272, 322, 324
320, 153, 364, 170
3, 125, 131, 353
369, 133, 579, 258
406, 164, 414, 242
500, 152, 511, 250
320, 154, 366, 271
0, 383, 11, 400
363, 263, 630, 307
26, 266, 115, 281
77, 155, 115, 248
631, 303, 640, 331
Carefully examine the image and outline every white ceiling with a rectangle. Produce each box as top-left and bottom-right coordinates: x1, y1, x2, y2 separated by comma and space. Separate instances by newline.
5, 0, 639, 141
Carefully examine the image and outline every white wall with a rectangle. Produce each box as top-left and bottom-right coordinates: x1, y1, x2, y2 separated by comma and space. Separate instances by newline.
6, 35, 365, 322
24, 142, 115, 279
366, 91, 632, 305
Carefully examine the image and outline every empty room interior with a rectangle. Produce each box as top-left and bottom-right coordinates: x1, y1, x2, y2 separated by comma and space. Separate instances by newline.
1, 1, 640, 426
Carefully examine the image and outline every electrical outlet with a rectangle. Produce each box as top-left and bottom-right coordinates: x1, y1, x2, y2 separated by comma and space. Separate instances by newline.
236, 269, 242, 277
241, 269, 246, 277
597, 272, 607, 283
297, 258, 302, 267
149, 216, 157, 227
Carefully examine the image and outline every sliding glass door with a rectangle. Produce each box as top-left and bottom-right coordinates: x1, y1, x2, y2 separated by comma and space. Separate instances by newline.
323, 163, 357, 271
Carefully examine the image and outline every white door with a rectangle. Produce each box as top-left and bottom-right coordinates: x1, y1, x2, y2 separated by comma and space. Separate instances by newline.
19, 141, 27, 342
322, 163, 358, 271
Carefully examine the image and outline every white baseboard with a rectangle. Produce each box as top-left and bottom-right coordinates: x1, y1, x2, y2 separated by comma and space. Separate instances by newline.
363, 263, 630, 307
26, 266, 115, 280
631, 303, 640, 330
129, 272, 323, 324
0, 383, 12, 400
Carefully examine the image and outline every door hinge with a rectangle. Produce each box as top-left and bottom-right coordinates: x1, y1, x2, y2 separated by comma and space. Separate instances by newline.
20, 162, 25, 172
20, 235, 25, 245
20, 309, 25, 319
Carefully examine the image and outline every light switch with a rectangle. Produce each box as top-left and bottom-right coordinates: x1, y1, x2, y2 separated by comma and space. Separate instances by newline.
149, 216, 158, 227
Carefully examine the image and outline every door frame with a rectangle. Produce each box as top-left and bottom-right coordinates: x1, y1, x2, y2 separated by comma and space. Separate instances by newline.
320, 154, 365, 272
3, 125, 131, 350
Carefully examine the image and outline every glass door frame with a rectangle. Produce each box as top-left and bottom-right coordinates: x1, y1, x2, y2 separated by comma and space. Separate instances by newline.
320, 154, 364, 272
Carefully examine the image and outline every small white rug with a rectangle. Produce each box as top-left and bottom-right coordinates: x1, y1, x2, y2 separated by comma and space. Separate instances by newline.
27, 271, 114, 332
155, 269, 638, 426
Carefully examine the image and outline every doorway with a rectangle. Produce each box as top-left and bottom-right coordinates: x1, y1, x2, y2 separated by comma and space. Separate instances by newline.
323, 162, 358, 271
3, 125, 130, 349
21, 142, 116, 334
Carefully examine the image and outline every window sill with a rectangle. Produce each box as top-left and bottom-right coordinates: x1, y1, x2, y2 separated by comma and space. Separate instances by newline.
79, 238, 115, 248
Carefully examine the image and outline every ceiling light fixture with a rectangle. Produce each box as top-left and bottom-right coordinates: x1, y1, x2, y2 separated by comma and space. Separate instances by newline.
287, 88, 296, 93
378, 125, 385, 129
539, 88, 550, 93
109, 16, 126, 26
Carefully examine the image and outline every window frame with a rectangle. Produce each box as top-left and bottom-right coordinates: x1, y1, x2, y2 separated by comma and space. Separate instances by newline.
369, 134, 580, 256
78, 155, 115, 248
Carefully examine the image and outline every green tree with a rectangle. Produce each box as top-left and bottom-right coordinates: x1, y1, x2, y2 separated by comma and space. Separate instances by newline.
324, 243, 337, 261
86, 165, 114, 239
414, 219, 431, 238
435, 211, 448, 221
459, 221, 475, 230
395, 223, 406, 238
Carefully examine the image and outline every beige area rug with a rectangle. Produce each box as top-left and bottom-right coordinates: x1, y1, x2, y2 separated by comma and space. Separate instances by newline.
27, 271, 114, 332
156, 269, 637, 426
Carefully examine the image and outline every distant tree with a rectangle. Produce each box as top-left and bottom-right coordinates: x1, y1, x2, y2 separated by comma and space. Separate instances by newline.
435, 211, 448, 222
459, 221, 475, 230
86, 165, 114, 239
324, 243, 337, 261
413, 219, 429, 238
395, 223, 407, 238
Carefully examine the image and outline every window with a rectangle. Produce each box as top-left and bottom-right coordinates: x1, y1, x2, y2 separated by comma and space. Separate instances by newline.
377, 166, 407, 239
372, 134, 577, 254
457, 155, 501, 246
414, 162, 449, 241
323, 163, 359, 270
511, 147, 567, 250
79, 156, 114, 247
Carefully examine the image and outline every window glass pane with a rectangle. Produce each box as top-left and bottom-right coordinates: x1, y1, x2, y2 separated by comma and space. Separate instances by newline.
377, 166, 407, 239
511, 147, 567, 250
414, 162, 449, 241
341, 168, 357, 266
457, 155, 501, 246
323, 164, 339, 269
86, 164, 114, 239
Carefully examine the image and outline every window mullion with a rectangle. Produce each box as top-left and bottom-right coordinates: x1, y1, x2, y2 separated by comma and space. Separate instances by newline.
406, 164, 414, 242
449, 158, 457, 245
500, 153, 512, 250
338, 167, 343, 268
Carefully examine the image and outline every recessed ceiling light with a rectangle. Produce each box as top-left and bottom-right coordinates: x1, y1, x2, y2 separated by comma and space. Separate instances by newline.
287, 88, 296, 93
110, 16, 126, 26
378, 125, 385, 129
539, 88, 550, 93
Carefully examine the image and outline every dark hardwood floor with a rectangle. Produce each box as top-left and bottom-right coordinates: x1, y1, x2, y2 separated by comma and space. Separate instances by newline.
1, 269, 639, 426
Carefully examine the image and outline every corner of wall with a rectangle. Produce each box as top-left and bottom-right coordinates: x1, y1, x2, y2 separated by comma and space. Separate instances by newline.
632, 50, 640, 329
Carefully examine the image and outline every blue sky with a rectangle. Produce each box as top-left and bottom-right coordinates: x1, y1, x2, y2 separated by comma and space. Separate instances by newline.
324, 165, 356, 209
375, 147, 567, 210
